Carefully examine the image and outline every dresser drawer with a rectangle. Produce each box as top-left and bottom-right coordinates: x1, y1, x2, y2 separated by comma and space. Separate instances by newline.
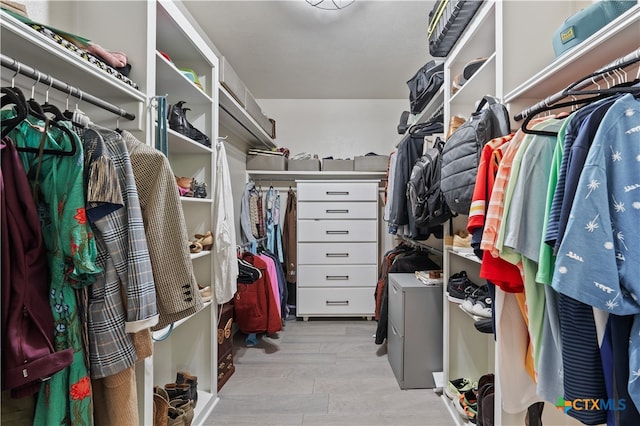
298, 265, 377, 288
388, 278, 405, 336
297, 287, 375, 315
298, 220, 377, 242
298, 201, 377, 220
298, 242, 377, 265
297, 181, 378, 202
387, 318, 404, 385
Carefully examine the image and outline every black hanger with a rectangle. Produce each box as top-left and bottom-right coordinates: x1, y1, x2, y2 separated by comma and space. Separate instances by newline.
517, 51, 640, 136
520, 95, 608, 136
40, 80, 66, 122
1, 84, 78, 156
1, 86, 28, 138
521, 82, 640, 137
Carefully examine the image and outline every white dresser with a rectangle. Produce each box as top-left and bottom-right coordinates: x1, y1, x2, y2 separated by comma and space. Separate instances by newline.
296, 180, 379, 320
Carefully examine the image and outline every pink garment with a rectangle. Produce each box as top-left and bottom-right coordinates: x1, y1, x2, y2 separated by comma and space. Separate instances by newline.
258, 255, 281, 317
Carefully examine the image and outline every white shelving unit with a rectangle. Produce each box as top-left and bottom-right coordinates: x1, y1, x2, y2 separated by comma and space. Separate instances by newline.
145, 1, 220, 424
440, 1, 640, 425
2, 1, 279, 424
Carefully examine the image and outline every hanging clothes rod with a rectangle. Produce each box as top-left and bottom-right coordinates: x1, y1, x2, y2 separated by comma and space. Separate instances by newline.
1, 54, 136, 120
514, 48, 640, 122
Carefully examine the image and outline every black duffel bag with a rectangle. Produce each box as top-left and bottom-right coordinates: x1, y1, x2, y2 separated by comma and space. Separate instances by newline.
406, 60, 444, 115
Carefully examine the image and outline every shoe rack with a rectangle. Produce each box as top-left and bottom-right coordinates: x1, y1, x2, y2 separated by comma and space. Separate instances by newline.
440, 1, 639, 425
149, 1, 219, 425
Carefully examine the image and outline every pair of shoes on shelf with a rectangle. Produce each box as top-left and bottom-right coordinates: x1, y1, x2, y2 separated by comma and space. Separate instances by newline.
168, 398, 193, 426
162, 375, 196, 426
461, 285, 492, 318
175, 176, 207, 199
198, 284, 212, 303
445, 377, 476, 401
446, 271, 480, 304
189, 231, 213, 253
454, 388, 478, 423
450, 57, 488, 95
452, 230, 473, 252
165, 370, 198, 404
452, 373, 494, 424
168, 101, 211, 147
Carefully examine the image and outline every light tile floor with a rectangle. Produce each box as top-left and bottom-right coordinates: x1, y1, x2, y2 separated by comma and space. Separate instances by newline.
203, 318, 455, 426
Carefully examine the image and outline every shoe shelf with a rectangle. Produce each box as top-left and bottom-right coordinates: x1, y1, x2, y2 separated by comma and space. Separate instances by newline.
190, 251, 212, 261
180, 196, 214, 204
165, 127, 214, 155
152, 300, 214, 341
448, 51, 497, 111
456, 303, 485, 323
149, 301, 217, 425
447, 248, 481, 264
148, 2, 220, 425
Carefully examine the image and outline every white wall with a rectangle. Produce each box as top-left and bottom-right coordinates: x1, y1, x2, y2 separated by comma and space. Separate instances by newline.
258, 98, 408, 159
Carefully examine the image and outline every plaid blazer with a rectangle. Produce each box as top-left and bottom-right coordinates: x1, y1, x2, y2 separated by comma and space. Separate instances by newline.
82, 126, 159, 378
121, 131, 203, 331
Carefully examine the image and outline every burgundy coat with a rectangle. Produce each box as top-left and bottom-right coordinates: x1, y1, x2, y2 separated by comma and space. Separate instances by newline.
1, 137, 72, 398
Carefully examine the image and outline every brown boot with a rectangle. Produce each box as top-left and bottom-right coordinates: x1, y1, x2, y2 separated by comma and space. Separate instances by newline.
164, 383, 190, 402
176, 371, 198, 407
153, 386, 169, 426
167, 405, 185, 426
170, 399, 193, 426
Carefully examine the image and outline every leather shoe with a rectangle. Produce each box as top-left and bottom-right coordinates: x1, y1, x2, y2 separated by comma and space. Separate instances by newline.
168, 101, 211, 147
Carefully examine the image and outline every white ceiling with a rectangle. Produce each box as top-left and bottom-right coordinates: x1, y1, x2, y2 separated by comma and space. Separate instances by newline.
181, 0, 436, 100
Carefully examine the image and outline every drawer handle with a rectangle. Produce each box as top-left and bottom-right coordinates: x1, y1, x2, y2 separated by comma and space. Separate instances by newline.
326, 253, 349, 257
326, 230, 349, 235
326, 191, 349, 196
326, 275, 349, 280
326, 209, 349, 214
326, 300, 349, 306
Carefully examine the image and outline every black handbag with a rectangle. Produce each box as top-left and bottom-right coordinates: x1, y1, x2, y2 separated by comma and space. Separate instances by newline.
406, 60, 444, 115
440, 95, 511, 215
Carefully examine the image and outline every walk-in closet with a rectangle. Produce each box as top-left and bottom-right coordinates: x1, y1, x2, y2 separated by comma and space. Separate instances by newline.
2, 1, 639, 425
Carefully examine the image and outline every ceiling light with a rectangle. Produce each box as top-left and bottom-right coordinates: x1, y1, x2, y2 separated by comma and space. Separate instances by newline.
305, 0, 355, 11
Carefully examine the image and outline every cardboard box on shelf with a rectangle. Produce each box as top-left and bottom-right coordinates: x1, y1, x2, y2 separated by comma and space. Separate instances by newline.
246, 154, 286, 171
289, 159, 320, 171
322, 159, 354, 171
354, 155, 389, 172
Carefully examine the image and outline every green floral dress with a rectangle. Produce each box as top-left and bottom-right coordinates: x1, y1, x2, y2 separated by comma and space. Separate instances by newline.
6, 114, 101, 425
